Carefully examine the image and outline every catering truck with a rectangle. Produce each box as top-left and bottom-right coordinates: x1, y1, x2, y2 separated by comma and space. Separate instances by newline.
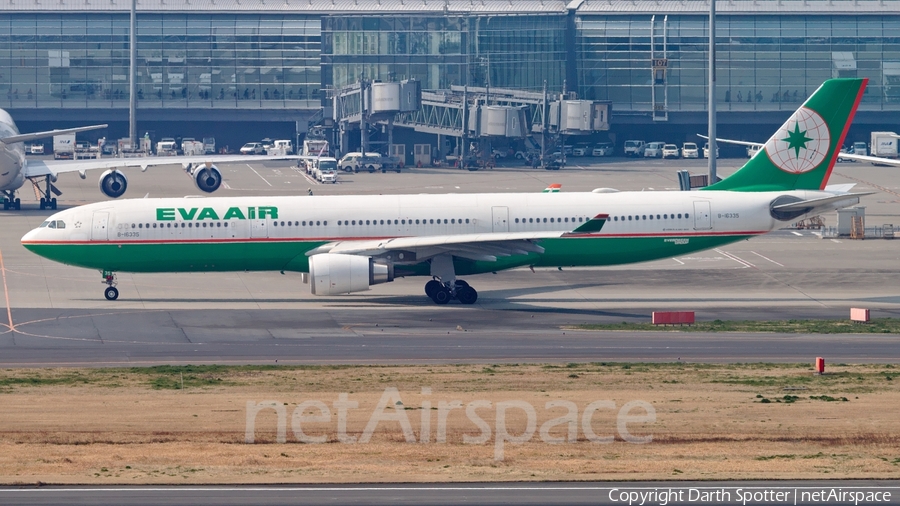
870, 131, 900, 159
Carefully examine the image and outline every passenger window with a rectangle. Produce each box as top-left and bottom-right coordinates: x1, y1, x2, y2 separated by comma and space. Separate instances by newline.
316, 221, 320, 226
366, 220, 370, 225
416, 219, 420, 224
686, 213, 690, 218
217, 222, 221, 227
543, 218, 547, 223
678, 214, 682, 219
138, 223, 143, 228
466, 219, 470, 224
628, 216, 632, 221
224, 222, 228, 228
323, 221, 327, 226
642, 215, 646, 220
515, 218, 519, 223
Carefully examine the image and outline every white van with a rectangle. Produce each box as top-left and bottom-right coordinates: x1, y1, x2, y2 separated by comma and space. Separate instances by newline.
315, 157, 338, 183
643, 142, 665, 158
267, 140, 293, 155
339, 152, 382, 172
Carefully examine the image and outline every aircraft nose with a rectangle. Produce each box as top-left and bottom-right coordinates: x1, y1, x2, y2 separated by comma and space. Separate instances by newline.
21, 227, 41, 246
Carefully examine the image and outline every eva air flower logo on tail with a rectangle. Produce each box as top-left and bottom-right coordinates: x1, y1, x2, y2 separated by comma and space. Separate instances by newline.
764, 107, 831, 174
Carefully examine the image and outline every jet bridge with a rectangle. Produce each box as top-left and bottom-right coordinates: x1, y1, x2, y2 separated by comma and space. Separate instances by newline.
331, 80, 610, 167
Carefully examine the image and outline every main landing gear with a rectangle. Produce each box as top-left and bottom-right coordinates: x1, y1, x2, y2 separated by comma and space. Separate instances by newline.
102, 272, 119, 300
423, 254, 478, 305
2, 191, 20, 210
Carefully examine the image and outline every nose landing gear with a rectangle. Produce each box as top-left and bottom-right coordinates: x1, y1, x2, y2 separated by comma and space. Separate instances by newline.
2, 191, 20, 210
102, 272, 119, 300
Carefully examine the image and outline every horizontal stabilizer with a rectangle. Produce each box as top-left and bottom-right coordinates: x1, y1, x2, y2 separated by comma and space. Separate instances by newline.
1, 124, 107, 145
773, 192, 874, 212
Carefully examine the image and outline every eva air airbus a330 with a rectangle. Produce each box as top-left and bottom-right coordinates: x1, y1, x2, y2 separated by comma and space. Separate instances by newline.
23, 79, 871, 304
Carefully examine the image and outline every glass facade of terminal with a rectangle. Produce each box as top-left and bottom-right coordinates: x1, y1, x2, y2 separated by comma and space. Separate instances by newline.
578, 15, 899, 112
0, 14, 321, 110
2, 11, 900, 119
321, 14, 566, 92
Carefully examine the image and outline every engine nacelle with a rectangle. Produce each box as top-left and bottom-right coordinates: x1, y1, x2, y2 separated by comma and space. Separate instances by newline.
309, 254, 393, 295
98, 169, 128, 198
192, 164, 222, 193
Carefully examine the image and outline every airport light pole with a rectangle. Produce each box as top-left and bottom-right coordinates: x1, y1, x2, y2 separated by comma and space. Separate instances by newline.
708, 0, 717, 184
129, 0, 137, 148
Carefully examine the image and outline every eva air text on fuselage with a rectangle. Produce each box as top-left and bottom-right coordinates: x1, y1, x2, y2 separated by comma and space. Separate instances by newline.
155, 206, 279, 221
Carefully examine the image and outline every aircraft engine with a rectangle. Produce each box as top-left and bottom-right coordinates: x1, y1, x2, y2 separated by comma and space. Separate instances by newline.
308, 253, 393, 295
98, 169, 128, 198
192, 164, 222, 193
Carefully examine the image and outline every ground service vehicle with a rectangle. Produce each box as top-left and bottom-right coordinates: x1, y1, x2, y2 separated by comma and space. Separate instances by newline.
852, 141, 868, 156
662, 144, 680, 159
703, 142, 720, 159
592, 143, 614, 156
203, 137, 216, 154
643, 142, 664, 158
181, 138, 204, 156
240, 142, 264, 155
53, 134, 75, 159
870, 132, 899, 159
681, 142, 699, 158
624, 140, 646, 157
29, 143, 44, 155
339, 152, 382, 172
156, 138, 177, 156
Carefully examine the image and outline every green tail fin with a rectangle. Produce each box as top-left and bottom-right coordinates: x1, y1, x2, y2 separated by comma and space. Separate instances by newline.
704, 78, 867, 192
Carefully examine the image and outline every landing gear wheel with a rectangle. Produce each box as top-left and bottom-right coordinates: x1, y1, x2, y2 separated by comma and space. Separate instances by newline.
50, 198, 57, 210
104, 287, 119, 301
431, 288, 451, 305
454, 280, 470, 289
13, 198, 20, 210
425, 279, 442, 298
457, 286, 478, 305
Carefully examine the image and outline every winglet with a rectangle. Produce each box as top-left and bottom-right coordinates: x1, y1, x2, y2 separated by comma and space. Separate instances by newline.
543, 183, 562, 193
566, 214, 609, 235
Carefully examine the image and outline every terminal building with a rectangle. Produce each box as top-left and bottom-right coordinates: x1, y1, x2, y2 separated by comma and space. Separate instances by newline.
0, 0, 898, 154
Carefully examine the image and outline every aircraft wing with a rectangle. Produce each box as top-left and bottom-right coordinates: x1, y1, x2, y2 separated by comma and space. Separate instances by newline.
23, 154, 302, 179
0, 124, 107, 145
306, 214, 609, 263
700, 133, 900, 166
696, 134, 762, 148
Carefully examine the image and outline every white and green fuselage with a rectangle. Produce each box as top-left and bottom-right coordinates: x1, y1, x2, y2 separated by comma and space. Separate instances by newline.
20, 78, 870, 300
22, 189, 831, 276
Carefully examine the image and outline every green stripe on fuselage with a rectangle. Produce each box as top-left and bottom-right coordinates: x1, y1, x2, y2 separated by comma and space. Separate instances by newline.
23, 233, 753, 276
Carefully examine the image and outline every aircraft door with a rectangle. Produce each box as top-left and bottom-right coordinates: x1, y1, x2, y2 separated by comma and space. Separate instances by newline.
693, 201, 711, 230
250, 218, 268, 238
492, 206, 509, 233
91, 212, 109, 241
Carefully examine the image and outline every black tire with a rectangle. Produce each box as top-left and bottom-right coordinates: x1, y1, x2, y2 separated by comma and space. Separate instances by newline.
457, 286, 478, 305
51, 198, 57, 210
454, 280, 469, 289
368, 166, 375, 173
431, 288, 451, 305
39, 198, 46, 210
104, 287, 119, 301
425, 279, 442, 298
14, 198, 20, 210
2, 200, 8, 211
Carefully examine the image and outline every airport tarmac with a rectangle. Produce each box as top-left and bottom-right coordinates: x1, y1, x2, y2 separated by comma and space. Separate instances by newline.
2, 156, 899, 366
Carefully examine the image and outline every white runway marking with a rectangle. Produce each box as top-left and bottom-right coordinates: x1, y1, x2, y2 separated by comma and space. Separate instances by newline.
672, 257, 685, 265
221, 182, 231, 189
750, 251, 785, 267
246, 164, 272, 186
831, 239, 842, 243
791, 231, 803, 236
714, 249, 756, 269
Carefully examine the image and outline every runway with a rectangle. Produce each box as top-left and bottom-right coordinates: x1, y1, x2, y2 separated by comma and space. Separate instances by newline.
1, 159, 899, 367
2, 482, 899, 506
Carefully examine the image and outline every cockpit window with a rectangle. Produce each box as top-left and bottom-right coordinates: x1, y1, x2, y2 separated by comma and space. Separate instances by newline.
56, 220, 66, 229
47, 221, 56, 229
39, 221, 50, 228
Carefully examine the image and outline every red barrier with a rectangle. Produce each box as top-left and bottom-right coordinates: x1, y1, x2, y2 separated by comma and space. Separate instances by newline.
815, 357, 825, 374
651, 311, 695, 325
850, 308, 870, 323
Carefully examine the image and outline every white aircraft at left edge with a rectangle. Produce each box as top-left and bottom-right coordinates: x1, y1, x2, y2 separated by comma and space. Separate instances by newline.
0, 108, 300, 210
